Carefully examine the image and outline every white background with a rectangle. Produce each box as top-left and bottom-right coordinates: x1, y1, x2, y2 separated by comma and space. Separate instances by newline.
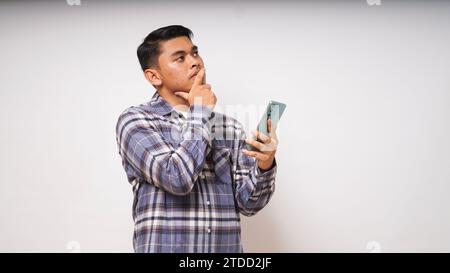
1, 0, 449, 252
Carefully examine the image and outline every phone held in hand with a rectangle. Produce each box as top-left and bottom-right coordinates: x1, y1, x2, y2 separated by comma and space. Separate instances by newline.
245, 100, 286, 151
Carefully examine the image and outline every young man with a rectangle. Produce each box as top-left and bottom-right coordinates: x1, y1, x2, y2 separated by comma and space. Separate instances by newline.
116, 25, 279, 253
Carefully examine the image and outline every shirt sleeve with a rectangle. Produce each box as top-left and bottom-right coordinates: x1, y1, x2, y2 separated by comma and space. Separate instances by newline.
116, 105, 215, 196
231, 125, 277, 217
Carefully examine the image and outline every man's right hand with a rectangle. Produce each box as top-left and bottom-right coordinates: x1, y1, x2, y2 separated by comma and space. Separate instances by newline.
174, 68, 217, 110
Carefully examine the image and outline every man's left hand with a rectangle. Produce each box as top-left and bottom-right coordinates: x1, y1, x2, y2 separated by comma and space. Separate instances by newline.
242, 119, 278, 171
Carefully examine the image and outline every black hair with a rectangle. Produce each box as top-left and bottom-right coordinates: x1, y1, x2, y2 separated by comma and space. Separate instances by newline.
137, 25, 193, 71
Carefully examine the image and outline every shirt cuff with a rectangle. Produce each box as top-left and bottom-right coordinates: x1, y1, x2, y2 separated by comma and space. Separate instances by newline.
185, 104, 215, 145
188, 104, 215, 124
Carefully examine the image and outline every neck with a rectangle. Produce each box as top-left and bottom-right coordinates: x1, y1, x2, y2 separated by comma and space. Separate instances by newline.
158, 87, 189, 112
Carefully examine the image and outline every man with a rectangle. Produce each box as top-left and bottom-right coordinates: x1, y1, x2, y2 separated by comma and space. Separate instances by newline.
116, 25, 279, 253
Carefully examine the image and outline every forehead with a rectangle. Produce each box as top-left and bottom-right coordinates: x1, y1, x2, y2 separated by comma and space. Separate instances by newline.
159, 36, 194, 56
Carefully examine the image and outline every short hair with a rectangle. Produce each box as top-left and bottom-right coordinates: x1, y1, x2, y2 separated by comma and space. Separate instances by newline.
137, 25, 193, 71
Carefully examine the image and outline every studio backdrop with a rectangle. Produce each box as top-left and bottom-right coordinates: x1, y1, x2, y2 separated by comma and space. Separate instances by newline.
1, 0, 449, 252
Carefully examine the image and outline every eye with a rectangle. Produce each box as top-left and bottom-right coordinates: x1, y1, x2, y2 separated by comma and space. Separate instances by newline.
176, 56, 185, 62
193, 51, 199, 56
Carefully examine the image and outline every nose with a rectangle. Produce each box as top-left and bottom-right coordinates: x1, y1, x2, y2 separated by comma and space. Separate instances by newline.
188, 55, 202, 70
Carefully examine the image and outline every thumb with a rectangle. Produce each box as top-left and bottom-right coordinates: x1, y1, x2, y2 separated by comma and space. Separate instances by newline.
174, 91, 189, 100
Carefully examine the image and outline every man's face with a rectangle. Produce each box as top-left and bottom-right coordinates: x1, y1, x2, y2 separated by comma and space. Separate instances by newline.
156, 36, 204, 93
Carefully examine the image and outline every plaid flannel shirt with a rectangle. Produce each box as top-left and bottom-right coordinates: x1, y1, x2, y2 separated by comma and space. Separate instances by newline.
116, 91, 277, 253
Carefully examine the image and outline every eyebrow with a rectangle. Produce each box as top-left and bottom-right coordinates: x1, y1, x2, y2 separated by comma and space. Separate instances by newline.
170, 45, 198, 57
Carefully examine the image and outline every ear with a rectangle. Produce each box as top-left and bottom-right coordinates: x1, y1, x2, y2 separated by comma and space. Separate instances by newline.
143, 68, 163, 87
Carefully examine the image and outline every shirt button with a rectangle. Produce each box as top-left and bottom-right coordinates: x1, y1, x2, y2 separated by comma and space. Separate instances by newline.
206, 200, 210, 206
207, 228, 211, 233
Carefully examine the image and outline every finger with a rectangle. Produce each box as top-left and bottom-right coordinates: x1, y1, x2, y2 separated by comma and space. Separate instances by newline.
202, 68, 206, 84
252, 130, 271, 144
268, 119, 276, 137
271, 130, 278, 141
245, 138, 264, 151
174, 91, 189, 100
242, 149, 270, 161
193, 68, 205, 87
248, 138, 276, 152
268, 119, 278, 139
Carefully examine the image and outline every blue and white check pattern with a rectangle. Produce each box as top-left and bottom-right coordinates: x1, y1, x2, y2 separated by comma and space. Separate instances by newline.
116, 91, 277, 253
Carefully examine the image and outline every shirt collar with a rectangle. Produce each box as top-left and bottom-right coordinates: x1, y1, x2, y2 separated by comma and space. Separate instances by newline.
145, 91, 176, 116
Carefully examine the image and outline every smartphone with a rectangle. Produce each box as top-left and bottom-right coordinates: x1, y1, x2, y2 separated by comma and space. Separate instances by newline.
245, 100, 286, 151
